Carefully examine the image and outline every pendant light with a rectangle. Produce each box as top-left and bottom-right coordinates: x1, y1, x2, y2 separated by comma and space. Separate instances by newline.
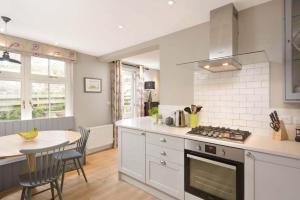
0, 16, 21, 64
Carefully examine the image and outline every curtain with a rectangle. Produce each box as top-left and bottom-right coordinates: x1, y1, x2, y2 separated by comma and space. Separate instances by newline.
111, 60, 122, 148
134, 66, 145, 117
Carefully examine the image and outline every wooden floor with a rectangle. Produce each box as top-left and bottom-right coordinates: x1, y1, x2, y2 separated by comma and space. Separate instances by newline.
0, 149, 157, 200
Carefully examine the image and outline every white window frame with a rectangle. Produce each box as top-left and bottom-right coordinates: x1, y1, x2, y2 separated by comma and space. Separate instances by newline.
0, 53, 73, 121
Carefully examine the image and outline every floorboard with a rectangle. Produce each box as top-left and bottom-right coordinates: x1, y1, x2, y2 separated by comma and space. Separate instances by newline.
0, 149, 157, 200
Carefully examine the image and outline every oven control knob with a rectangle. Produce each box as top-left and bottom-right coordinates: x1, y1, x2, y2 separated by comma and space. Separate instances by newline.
197, 145, 202, 151
222, 149, 226, 156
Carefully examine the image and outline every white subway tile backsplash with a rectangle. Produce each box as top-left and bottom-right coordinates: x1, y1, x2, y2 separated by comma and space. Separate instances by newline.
194, 63, 272, 135
160, 63, 299, 138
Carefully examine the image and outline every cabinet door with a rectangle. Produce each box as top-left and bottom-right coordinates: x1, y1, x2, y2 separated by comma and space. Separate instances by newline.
285, 0, 300, 101
146, 155, 184, 200
245, 151, 300, 200
118, 128, 146, 182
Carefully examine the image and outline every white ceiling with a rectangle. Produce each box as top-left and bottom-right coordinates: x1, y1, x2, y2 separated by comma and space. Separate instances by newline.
0, 0, 271, 56
123, 50, 160, 70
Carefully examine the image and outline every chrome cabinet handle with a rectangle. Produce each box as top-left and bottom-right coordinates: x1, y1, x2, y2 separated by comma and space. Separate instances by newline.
160, 160, 166, 166
246, 152, 255, 159
141, 132, 145, 136
160, 138, 167, 143
160, 151, 167, 156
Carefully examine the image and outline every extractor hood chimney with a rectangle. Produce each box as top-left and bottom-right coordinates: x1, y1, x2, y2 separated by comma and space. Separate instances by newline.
206, 4, 240, 72
177, 3, 268, 72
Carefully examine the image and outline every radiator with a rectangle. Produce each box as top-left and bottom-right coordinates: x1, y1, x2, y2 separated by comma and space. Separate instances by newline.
86, 124, 113, 154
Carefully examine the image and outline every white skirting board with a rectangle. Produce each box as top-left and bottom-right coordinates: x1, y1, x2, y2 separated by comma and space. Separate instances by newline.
86, 124, 113, 154
119, 173, 179, 200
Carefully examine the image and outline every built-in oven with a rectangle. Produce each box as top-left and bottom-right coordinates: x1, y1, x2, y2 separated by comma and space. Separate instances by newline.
185, 139, 244, 200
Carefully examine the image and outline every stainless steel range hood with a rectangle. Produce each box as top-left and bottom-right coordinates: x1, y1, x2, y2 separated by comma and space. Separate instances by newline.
177, 3, 268, 72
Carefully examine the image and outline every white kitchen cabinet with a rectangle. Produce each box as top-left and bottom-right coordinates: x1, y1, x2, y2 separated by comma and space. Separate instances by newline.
146, 155, 184, 200
245, 151, 300, 200
118, 128, 146, 183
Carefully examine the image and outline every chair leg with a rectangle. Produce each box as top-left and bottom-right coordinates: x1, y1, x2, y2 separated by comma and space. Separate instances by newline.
60, 161, 66, 192
73, 159, 80, 175
50, 182, 55, 200
77, 158, 88, 182
20, 187, 26, 200
54, 179, 63, 200
26, 188, 32, 200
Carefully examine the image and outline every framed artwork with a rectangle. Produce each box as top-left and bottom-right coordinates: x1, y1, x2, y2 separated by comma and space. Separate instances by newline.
84, 77, 102, 93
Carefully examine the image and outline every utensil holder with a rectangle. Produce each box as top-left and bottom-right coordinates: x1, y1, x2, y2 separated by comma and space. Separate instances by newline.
272, 120, 288, 141
189, 114, 198, 128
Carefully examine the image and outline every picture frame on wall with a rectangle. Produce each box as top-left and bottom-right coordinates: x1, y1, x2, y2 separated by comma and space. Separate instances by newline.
84, 77, 102, 93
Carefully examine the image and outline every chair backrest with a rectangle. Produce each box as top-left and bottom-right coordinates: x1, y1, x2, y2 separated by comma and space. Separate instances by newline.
76, 127, 90, 154
20, 141, 69, 185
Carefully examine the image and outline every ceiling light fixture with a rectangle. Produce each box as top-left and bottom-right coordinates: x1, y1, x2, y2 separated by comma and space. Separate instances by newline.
118, 25, 124, 29
0, 16, 21, 64
204, 65, 210, 69
222, 62, 229, 66
168, 0, 175, 5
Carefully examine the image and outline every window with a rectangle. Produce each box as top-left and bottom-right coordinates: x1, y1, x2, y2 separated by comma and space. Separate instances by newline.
0, 80, 21, 120
31, 83, 66, 118
121, 68, 135, 119
0, 53, 72, 121
30, 56, 68, 119
31, 56, 65, 77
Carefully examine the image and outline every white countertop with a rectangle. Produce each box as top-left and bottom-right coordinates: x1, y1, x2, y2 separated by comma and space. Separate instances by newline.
116, 117, 300, 160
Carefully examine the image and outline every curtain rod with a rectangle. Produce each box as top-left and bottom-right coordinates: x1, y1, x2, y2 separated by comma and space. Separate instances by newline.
122, 62, 150, 70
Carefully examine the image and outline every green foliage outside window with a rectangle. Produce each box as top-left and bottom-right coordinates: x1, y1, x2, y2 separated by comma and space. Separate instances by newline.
0, 106, 21, 120
0, 103, 65, 120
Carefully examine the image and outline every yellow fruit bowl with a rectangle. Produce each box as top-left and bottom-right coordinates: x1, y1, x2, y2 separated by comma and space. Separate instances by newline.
19, 128, 38, 141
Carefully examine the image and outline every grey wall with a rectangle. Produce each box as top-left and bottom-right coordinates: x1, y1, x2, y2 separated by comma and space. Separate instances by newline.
99, 0, 300, 109
74, 53, 112, 128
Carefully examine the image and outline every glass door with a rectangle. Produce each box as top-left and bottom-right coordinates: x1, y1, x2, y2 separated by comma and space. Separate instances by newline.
121, 68, 135, 119
185, 150, 244, 200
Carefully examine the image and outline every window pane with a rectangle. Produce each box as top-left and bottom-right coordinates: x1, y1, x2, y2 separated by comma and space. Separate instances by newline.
32, 83, 49, 118
50, 59, 65, 77
0, 80, 21, 120
0, 51, 21, 73
122, 70, 134, 119
31, 57, 48, 75
50, 84, 65, 117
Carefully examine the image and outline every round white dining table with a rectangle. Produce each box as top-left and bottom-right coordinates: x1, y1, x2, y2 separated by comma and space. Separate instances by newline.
0, 130, 81, 158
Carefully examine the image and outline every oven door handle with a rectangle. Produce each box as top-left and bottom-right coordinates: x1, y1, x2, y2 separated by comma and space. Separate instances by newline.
187, 154, 237, 170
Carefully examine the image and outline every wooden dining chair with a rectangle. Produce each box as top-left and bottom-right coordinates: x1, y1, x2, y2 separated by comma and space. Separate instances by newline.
19, 141, 69, 200
60, 127, 90, 192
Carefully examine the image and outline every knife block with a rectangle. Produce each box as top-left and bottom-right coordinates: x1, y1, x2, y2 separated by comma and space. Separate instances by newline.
272, 120, 288, 141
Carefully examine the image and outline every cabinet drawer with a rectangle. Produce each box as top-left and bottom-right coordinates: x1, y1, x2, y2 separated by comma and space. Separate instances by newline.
146, 132, 184, 151
146, 155, 184, 200
146, 144, 184, 166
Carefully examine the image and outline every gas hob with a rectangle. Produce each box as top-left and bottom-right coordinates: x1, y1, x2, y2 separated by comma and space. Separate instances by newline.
187, 126, 251, 143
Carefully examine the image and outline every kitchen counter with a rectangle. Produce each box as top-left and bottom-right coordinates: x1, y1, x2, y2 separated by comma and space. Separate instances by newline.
116, 117, 300, 160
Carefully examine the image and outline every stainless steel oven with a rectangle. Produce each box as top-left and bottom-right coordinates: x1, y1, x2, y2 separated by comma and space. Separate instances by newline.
185, 139, 244, 200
